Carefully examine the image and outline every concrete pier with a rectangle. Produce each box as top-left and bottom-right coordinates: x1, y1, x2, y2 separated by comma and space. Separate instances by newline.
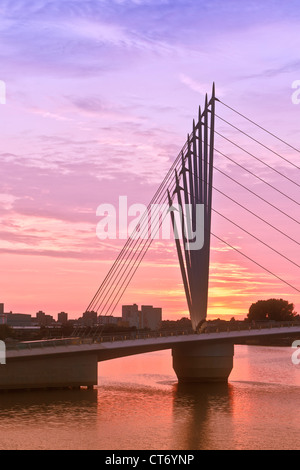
0, 353, 98, 390
172, 342, 234, 383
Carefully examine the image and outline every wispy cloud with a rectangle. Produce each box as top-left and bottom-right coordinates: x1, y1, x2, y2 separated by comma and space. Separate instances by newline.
179, 74, 226, 98
1, 0, 300, 317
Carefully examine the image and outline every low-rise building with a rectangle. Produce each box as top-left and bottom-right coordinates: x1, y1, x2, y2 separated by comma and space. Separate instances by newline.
98, 315, 121, 325
0, 303, 33, 327
82, 310, 97, 326
3, 312, 33, 327
35, 310, 54, 326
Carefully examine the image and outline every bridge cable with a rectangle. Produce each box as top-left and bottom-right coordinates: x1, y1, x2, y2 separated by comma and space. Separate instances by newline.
98, 170, 300, 318
211, 178, 299, 245
86, 139, 187, 313
88, 117, 208, 314
87, 105, 300, 318
183, 185, 300, 284
87, 102, 215, 314
90, 143, 299, 316
215, 113, 300, 173
89, 153, 185, 315
214, 133, 300, 193
101, 203, 172, 318
186, 166, 300, 246
97, 162, 195, 317
95, 189, 176, 318
91, 175, 179, 314
87, 106, 217, 314
212, 208, 300, 268
212, 157, 300, 225
219, 100, 300, 161
211, 233, 300, 293
214, 147, 300, 208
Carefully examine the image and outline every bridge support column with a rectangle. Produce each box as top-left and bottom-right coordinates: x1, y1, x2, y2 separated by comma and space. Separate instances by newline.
172, 342, 234, 383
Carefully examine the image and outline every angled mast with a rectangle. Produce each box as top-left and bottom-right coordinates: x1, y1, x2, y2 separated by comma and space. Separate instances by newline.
168, 84, 216, 330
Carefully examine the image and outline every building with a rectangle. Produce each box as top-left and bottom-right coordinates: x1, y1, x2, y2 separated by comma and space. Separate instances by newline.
122, 304, 140, 328
57, 311, 68, 324
36, 310, 46, 324
0, 303, 33, 327
35, 311, 54, 326
97, 315, 121, 325
141, 305, 162, 330
3, 313, 33, 327
121, 304, 162, 330
82, 311, 97, 326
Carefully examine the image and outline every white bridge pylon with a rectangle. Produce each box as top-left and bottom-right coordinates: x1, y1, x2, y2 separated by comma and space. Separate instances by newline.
168, 84, 216, 331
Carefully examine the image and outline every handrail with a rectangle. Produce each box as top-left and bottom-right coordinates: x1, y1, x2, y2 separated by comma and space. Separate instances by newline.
5, 321, 300, 351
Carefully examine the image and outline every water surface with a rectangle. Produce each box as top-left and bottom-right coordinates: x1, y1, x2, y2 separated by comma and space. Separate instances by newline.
0, 345, 299, 450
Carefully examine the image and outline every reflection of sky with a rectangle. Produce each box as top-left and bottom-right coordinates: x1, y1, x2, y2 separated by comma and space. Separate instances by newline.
0, 0, 299, 319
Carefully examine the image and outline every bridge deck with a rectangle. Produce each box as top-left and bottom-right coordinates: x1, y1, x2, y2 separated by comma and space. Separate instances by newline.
6, 325, 300, 362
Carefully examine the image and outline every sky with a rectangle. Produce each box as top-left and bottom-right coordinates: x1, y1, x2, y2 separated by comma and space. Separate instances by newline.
0, 0, 299, 321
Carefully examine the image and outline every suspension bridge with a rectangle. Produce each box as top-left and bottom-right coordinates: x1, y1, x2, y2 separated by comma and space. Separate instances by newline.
1, 84, 299, 390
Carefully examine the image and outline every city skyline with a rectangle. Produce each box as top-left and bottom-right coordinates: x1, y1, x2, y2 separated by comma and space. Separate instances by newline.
0, 301, 164, 335
0, 301, 163, 323
0, 0, 299, 321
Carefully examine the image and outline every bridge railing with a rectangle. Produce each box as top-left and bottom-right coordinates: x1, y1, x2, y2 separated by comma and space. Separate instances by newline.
5, 337, 94, 351
4, 321, 300, 351
95, 329, 195, 343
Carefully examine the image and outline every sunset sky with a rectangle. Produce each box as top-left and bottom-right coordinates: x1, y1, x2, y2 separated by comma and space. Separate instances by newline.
0, 0, 299, 321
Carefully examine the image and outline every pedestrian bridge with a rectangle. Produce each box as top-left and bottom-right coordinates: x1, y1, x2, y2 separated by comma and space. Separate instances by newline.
6, 323, 300, 361
1, 87, 299, 390
1, 323, 300, 390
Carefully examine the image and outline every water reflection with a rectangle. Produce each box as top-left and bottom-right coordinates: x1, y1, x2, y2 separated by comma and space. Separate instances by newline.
172, 382, 234, 450
0, 388, 99, 450
0, 347, 298, 450
0, 388, 98, 413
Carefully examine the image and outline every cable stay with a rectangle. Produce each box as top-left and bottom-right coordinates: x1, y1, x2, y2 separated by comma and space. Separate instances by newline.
213, 162, 300, 225
214, 132, 300, 191
212, 233, 300, 294
212, 181, 300, 245
216, 113, 300, 173
86, 92, 300, 326
212, 208, 300, 269
219, 100, 300, 162
214, 147, 300, 208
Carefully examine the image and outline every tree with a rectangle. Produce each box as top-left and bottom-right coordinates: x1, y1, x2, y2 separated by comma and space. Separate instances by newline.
247, 298, 297, 322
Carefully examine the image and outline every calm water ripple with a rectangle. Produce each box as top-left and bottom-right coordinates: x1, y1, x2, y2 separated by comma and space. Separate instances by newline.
0, 345, 299, 450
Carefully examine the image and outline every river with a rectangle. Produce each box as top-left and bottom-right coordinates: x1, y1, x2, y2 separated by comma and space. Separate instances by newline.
0, 345, 299, 450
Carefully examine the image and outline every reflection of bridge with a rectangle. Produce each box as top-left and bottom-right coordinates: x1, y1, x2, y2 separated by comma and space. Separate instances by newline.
1, 85, 299, 390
